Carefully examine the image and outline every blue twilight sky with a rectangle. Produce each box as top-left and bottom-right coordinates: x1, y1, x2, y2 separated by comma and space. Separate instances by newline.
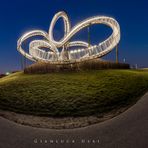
0, 0, 148, 73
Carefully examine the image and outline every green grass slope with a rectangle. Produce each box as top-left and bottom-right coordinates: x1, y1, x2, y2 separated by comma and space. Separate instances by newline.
0, 70, 148, 117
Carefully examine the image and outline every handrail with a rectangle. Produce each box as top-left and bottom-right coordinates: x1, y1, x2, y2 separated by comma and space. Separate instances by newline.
17, 11, 120, 64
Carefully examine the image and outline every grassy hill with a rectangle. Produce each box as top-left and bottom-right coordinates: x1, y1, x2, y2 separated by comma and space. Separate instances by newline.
0, 69, 148, 117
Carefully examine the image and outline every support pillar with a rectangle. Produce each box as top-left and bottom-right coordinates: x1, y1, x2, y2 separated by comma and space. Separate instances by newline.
116, 44, 119, 63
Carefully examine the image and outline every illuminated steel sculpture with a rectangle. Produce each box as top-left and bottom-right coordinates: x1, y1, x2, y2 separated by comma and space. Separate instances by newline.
17, 11, 120, 64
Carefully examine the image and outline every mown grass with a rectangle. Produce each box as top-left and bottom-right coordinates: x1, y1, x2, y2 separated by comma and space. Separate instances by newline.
0, 69, 148, 117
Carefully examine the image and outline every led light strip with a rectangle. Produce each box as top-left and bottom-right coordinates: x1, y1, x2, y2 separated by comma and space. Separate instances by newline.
17, 11, 120, 64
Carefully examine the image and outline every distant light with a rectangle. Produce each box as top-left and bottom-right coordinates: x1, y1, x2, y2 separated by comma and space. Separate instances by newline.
123, 58, 126, 63
5, 72, 10, 76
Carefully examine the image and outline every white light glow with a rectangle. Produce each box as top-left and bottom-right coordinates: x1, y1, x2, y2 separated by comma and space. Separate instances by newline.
17, 11, 120, 64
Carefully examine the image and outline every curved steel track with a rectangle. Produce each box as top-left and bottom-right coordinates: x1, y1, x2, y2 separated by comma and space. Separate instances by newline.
17, 11, 120, 64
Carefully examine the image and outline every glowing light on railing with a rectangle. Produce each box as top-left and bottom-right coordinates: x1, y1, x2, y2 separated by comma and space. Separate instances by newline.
17, 11, 120, 64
